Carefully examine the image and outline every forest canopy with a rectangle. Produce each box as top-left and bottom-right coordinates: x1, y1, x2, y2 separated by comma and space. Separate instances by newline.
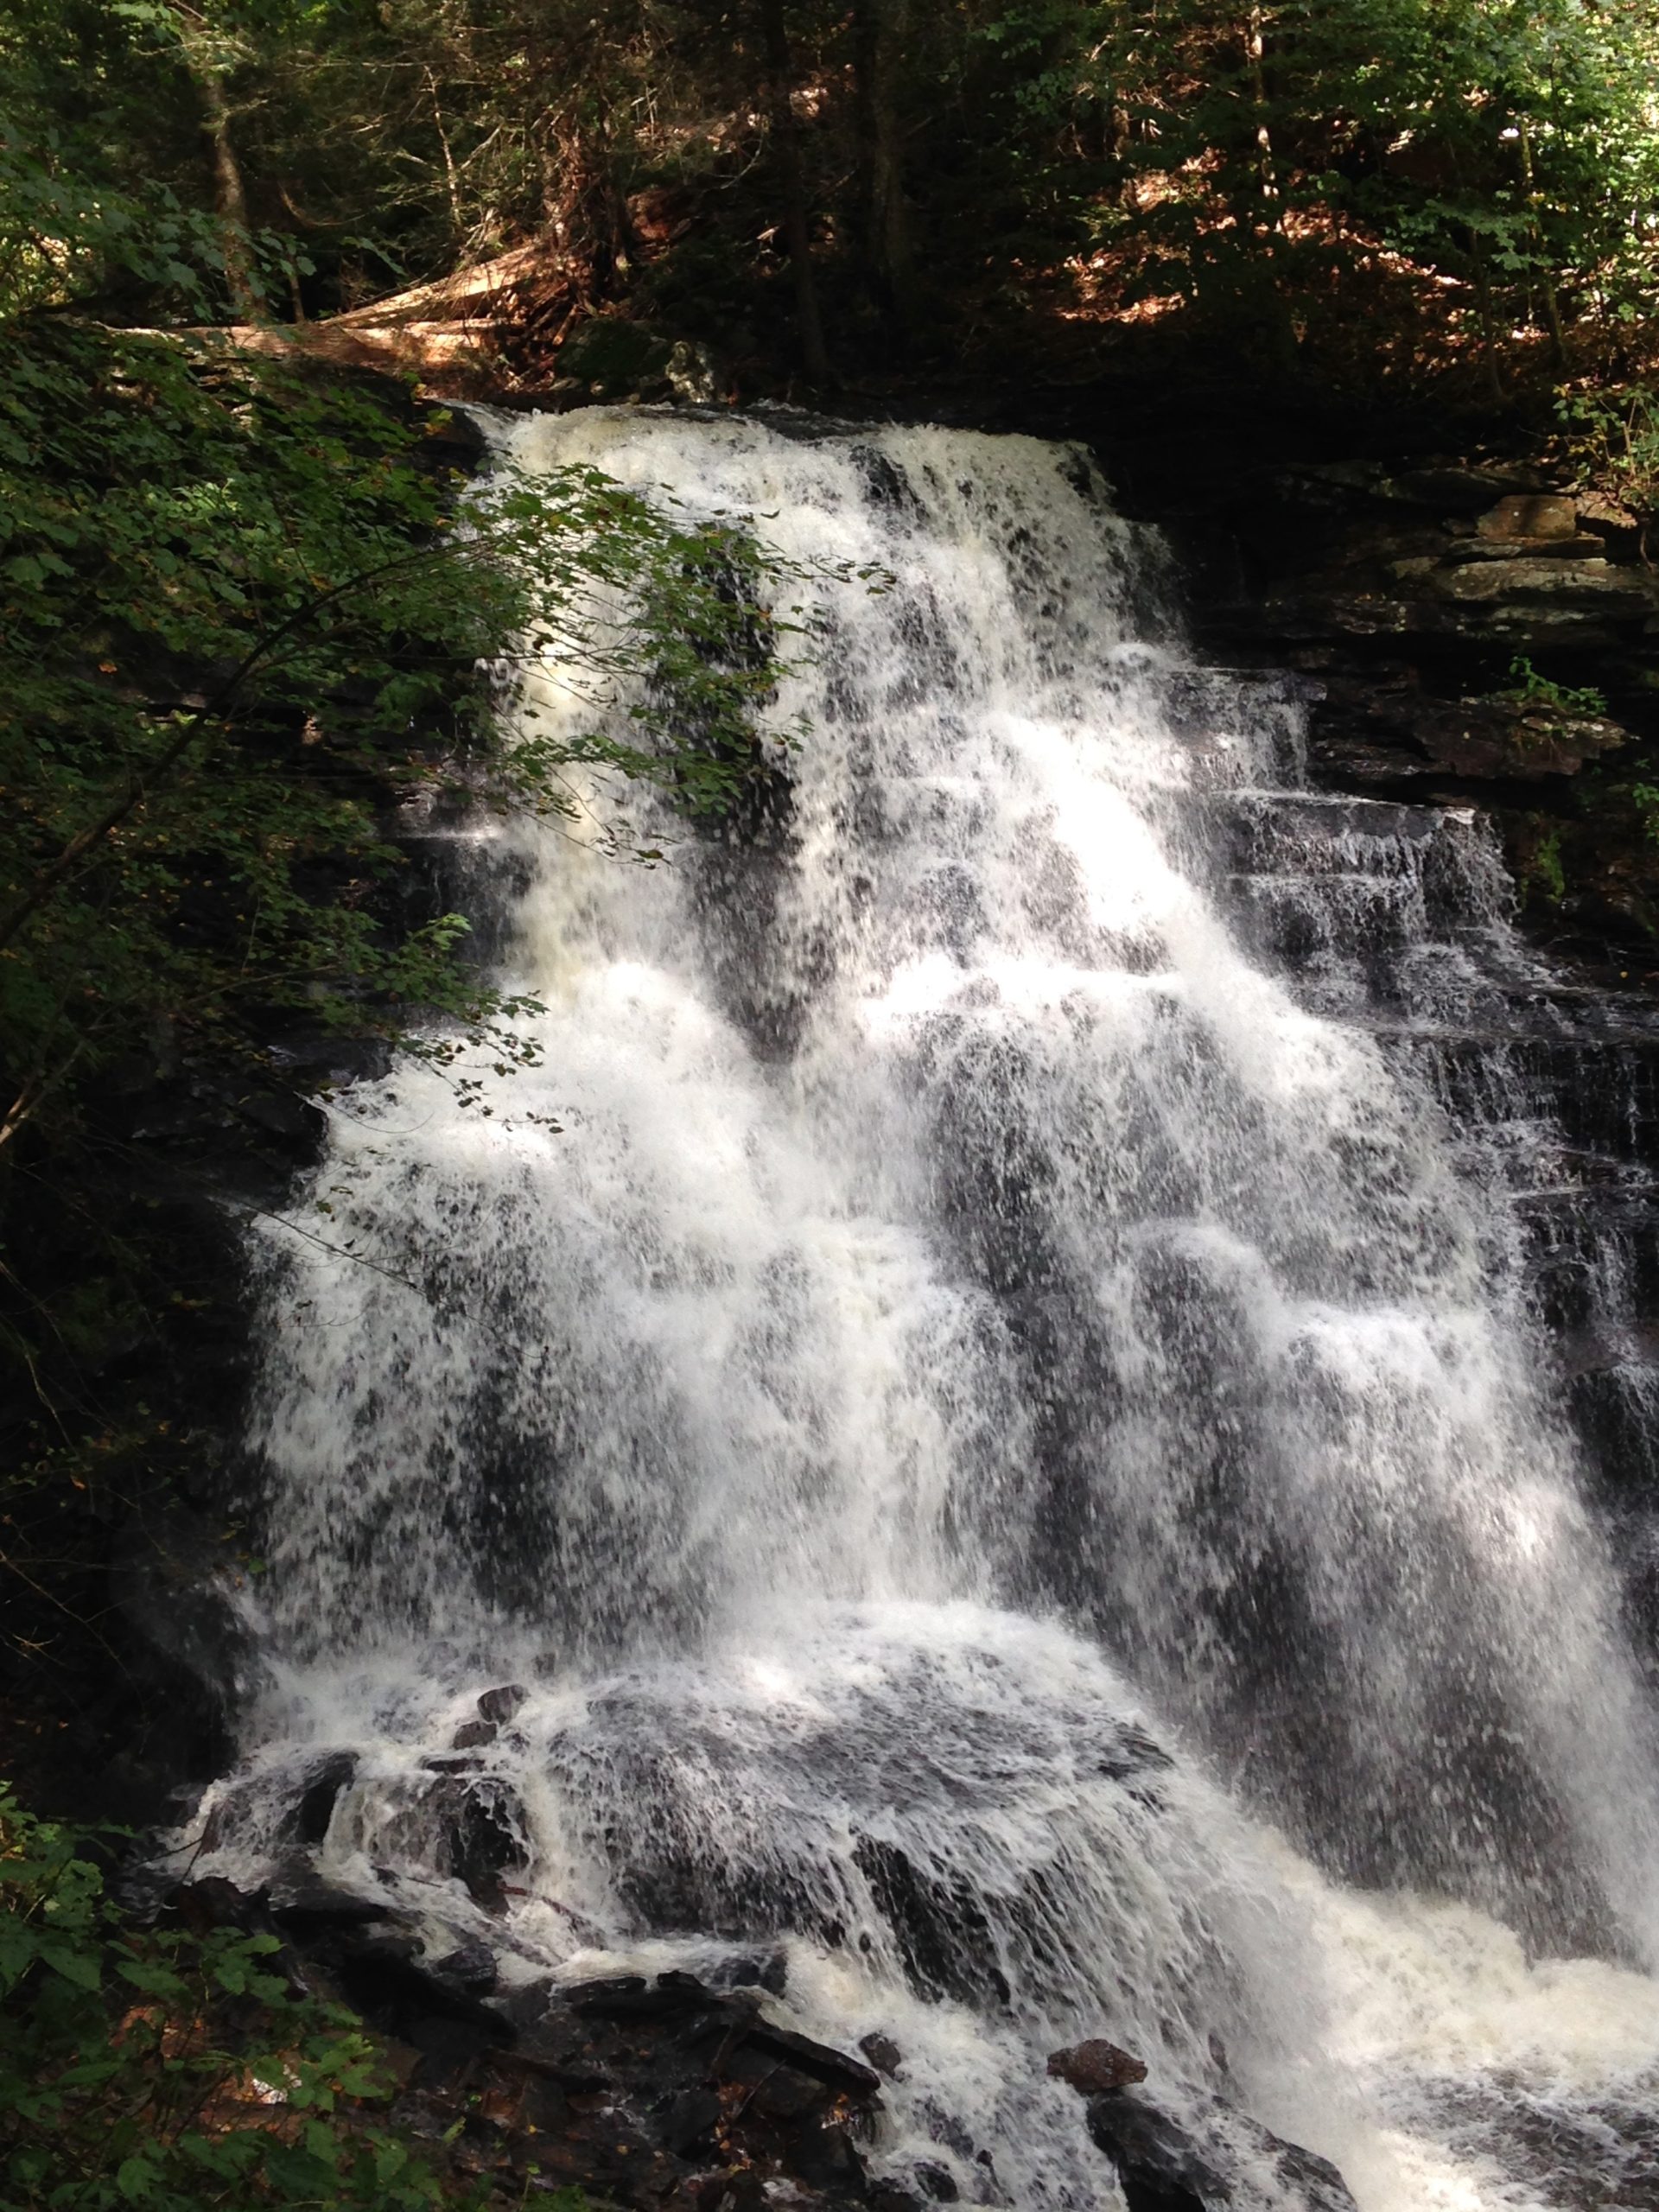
6, 0, 1659, 406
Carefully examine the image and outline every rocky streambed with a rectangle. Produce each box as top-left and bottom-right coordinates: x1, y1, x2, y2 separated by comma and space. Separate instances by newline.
166, 1853, 1355, 2212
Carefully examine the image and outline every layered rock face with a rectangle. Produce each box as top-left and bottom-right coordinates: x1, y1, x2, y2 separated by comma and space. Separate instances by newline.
1183, 461, 1656, 787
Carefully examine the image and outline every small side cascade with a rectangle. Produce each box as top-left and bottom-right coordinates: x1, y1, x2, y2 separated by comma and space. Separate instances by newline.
1217, 762, 1659, 1630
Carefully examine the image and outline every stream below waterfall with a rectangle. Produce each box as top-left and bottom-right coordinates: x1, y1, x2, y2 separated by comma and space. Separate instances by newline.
188, 410, 1659, 2212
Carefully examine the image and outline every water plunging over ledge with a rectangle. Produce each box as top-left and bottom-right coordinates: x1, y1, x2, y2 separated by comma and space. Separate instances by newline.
192, 411, 1659, 2212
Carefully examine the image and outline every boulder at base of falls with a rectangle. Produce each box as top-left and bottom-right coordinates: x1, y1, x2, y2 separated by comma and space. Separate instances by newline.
1085, 2088, 1358, 2212
154, 1889, 941, 2212
291, 1750, 356, 1845
424, 1771, 529, 1910
476, 1682, 529, 1724
474, 1969, 886, 2209
163, 1875, 906, 2212
1047, 2037, 1149, 2092
1084, 2093, 1227, 2212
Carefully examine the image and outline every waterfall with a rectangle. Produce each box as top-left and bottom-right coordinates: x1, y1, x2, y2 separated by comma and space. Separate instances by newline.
196, 411, 1659, 2212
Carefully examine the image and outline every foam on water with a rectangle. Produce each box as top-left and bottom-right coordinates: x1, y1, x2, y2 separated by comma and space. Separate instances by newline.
195, 410, 1659, 2211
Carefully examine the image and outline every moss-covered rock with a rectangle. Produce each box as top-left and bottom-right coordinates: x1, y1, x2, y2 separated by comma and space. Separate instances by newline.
555, 318, 721, 403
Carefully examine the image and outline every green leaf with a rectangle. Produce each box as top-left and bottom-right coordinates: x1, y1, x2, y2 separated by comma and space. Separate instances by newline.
115, 2152, 156, 2201
35, 1937, 105, 1993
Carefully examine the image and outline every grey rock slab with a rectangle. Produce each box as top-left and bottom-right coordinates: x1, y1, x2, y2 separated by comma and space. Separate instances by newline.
1434, 557, 1654, 611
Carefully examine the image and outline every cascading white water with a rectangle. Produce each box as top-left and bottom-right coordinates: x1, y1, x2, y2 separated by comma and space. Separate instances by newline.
197, 411, 1659, 2212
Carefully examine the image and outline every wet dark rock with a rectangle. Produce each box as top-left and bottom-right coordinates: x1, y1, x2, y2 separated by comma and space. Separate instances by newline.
852, 1836, 1012, 2008
1085, 2092, 1230, 2212
266, 1030, 396, 1090
477, 1683, 530, 1724
655, 2084, 723, 2156
741, 2016, 882, 2098
479, 1972, 884, 2209
1047, 2037, 1149, 2092
1086, 2091, 1358, 2212
1096, 1722, 1175, 1782
269, 1878, 392, 1939
852, 443, 927, 523
429, 1939, 499, 1999
173, 1873, 282, 1942
164, 1875, 321, 1996
1273, 2138, 1363, 2212
789, 2123, 870, 2195
744, 2062, 837, 2122
334, 1936, 513, 2083
707, 1949, 789, 1994
169, 1885, 888, 2209
294, 1751, 356, 1845
505, 2116, 683, 2203
569, 1971, 715, 2019
226, 1084, 329, 1150
860, 2032, 904, 2075
868, 2187, 924, 2212
428, 1773, 528, 1908
913, 2161, 960, 2202
451, 1717, 499, 1749
402, 2014, 502, 2084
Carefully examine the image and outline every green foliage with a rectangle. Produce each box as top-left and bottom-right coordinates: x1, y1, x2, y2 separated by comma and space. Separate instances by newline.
1559, 382, 1659, 510
1498, 656, 1608, 717
2, 28, 815, 1161
995, 0, 1659, 372
0, 1784, 479, 2209
0, 75, 838, 1730
1522, 823, 1567, 905
0, 303, 815, 1153
11, 0, 1659, 397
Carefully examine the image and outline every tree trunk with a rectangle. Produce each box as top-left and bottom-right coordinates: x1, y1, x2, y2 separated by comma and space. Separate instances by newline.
425, 64, 466, 243
759, 0, 830, 382
1517, 118, 1567, 368
172, 5, 263, 321
538, 115, 633, 310
1466, 229, 1508, 407
854, 0, 913, 339
1243, 8, 1281, 228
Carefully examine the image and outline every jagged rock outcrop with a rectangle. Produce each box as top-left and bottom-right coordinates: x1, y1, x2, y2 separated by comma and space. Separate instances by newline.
1084, 2088, 1358, 2212
164, 1867, 1366, 2212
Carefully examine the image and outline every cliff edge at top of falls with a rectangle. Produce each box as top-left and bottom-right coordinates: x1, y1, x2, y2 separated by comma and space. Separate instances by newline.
200, 269, 1659, 974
